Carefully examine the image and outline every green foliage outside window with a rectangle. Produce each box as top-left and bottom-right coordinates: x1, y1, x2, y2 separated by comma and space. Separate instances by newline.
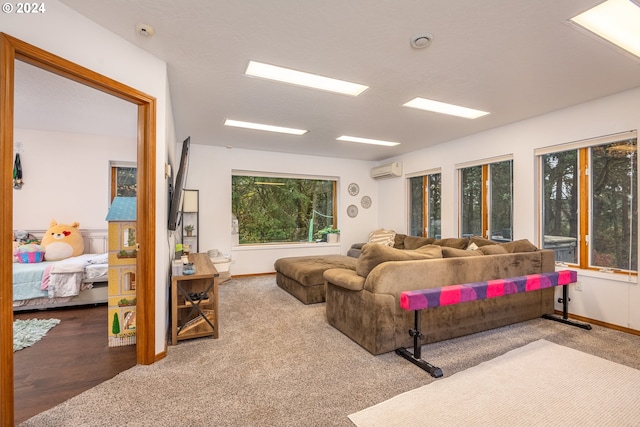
543, 139, 637, 271
232, 175, 335, 244
460, 160, 513, 240
116, 167, 137, 197
409, 173, 441, 238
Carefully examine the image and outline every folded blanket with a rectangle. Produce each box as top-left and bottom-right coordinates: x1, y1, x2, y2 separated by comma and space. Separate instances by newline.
41, 264, 53, 290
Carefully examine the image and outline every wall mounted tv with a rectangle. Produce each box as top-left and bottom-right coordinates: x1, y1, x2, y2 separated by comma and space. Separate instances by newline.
168, 136, 190, 231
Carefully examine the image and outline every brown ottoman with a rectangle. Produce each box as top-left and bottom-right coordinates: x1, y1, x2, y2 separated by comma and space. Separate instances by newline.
274, 255, 357, 304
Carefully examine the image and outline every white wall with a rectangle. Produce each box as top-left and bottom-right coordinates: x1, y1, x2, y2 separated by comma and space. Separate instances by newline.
2, 0, 173, 355
380, 87, 640, 331
185, 145, 377, 275
13, 129, 136, 230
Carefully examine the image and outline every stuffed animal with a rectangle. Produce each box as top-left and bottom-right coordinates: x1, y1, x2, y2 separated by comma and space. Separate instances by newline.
40, 220, 84, 261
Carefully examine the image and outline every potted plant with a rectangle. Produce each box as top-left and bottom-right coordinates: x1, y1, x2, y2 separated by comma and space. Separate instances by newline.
184, 224, 195, 236
317, 226, 340, 243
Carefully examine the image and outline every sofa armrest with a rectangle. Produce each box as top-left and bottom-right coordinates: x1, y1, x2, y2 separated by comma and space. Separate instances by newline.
324, 268, 365, 291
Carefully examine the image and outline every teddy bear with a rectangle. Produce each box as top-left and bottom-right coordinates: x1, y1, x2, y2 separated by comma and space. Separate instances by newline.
40, 220, 84, 261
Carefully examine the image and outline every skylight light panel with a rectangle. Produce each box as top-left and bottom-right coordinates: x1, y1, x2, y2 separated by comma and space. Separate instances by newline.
245, 61, 369, 96
337, 135, 400, 147
570, 0, 640, 59
224, 119, 308, 135
403, 97, 490, 119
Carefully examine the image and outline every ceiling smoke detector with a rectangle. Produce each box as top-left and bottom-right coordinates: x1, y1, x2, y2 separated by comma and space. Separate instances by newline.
136, 23, 155, 37
411, 33, 433, 49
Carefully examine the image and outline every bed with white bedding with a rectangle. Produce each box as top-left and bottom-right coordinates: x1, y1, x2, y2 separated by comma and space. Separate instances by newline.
12, 228, 110, 310
13, 252, 109, 310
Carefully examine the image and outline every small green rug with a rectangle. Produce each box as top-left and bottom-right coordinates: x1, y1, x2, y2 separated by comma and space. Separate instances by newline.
13, 318, 61, 352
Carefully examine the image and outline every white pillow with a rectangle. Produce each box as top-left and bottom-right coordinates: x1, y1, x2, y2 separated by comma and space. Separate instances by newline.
367, 229, 396, 247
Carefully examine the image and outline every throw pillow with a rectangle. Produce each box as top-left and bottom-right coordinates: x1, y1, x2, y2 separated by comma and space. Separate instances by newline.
356, 243, 442, 277
367, 229, 396, 247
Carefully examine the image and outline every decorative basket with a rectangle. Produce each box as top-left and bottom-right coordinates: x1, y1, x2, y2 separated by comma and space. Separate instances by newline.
18, 251, 44, 263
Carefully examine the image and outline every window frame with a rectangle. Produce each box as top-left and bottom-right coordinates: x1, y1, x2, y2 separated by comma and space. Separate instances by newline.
457, 155, 513, 241
536, 131, 638, 275
109, 160, 137, 203
407, 169, 441, 238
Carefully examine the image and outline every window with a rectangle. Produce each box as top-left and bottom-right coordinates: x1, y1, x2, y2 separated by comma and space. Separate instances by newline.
408, 172, 441, 238
232, 173, 336, 244
539, 133, 637, 273
459, 158, 513, 241
110, 161, 137, 202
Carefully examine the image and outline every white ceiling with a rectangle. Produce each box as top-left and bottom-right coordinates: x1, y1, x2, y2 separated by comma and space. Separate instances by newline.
24, 0, 640, 161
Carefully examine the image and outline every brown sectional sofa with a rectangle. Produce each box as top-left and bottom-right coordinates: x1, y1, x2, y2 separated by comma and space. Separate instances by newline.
323, 236, 556, 355
274, 233, 556, 355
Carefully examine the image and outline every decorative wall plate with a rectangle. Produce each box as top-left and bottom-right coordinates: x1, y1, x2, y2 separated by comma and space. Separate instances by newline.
347, 204, 359, 218
348, 182, 360, 196
361, 195, 372, 209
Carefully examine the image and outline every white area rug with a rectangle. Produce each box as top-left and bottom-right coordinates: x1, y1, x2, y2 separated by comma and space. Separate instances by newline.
349, 339, 640, 427
13, 318, 60, 352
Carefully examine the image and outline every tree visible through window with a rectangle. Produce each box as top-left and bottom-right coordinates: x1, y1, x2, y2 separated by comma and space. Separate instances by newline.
459, 159, 513, 241
541, 136, 637, 272
110, 162, 137, 202
409, 173, 441, 238
232, 174, 336, 244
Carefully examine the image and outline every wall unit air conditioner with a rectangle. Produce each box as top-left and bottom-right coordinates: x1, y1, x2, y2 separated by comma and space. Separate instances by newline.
371, 161, 402, 179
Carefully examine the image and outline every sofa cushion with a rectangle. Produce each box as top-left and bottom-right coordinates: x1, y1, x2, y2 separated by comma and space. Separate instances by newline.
469, 236, 497, 247
477, 245, 509, 255
433, 237, 470, 249
500, 239, 538, 253
393, 233, 407, 248
442, 247, 484, 257
323, 268, 365, 291
367, 229, 396, 247
402, 235, 436, 250
274, 255, 357, 286
356, 243, 442, 277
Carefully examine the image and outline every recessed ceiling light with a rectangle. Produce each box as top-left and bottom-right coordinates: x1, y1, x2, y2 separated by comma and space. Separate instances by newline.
403, 97, 490, 119
245, 61, 369, 96
570, 0, 640, 59
337, 135, 400, 147
224, 119, 308, 135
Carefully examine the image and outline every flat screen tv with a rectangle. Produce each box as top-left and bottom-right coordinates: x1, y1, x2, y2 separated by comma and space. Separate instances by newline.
168, 136, 191, 231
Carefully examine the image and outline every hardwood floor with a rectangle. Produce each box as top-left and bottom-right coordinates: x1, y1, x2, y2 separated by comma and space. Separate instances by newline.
13, 304, 137, 424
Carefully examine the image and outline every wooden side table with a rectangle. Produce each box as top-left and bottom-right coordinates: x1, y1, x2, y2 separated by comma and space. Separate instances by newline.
170, 253, 219, 345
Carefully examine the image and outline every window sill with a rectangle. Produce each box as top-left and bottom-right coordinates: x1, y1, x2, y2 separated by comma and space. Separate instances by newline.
558, 265, 637, 284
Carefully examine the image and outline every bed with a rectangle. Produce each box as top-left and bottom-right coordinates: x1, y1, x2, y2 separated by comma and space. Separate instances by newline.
12, 229, 109, 311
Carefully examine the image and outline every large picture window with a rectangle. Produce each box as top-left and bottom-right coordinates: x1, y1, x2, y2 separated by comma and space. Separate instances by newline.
232, 173, 337, 244
539, 133, 637, 273
408, 172, 441, 238
459, 158, 513, 241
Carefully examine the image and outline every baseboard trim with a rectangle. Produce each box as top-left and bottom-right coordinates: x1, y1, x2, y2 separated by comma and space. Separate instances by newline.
229, 272, 276, 279
554, 310, 640, 336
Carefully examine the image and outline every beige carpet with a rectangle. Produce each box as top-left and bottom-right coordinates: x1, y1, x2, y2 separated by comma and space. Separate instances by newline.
18, 276, 640, 426
349, 339, 640, 427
